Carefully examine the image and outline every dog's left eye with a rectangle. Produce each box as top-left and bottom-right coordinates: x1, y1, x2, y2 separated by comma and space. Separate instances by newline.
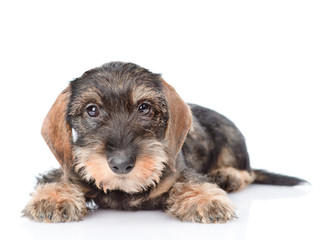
138, 103, 152, 116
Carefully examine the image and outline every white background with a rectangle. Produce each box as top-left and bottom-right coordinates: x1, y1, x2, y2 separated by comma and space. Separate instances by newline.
1, 1, 319, 239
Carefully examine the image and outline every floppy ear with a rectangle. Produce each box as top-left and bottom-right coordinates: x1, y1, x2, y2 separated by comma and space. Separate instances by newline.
41, 86, 73, 171
161, 79, 192, 172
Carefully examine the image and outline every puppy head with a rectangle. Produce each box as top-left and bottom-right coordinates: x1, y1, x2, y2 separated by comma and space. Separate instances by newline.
41, 62, 192, 193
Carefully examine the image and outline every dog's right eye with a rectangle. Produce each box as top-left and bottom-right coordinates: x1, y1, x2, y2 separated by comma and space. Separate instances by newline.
86, 105, 100, 117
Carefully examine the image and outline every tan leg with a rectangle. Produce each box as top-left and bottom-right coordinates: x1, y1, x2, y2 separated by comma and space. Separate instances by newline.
166, 181, 236, 223
210, 167, 255, 192
22, 182, 87, 223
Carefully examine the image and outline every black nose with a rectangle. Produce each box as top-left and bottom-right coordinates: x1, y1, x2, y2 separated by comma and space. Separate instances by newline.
108, 151, 135, 174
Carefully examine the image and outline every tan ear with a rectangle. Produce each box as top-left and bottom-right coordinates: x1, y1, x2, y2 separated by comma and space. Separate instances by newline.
41, 86, 72, 171
162, 79, 192, 172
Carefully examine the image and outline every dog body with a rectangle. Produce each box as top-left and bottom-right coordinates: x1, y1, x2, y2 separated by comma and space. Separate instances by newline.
23, 62, 304, 223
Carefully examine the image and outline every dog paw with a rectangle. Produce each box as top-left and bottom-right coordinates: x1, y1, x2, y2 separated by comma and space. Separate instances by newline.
166, 182, 236, 223
211, 167, 254, 192
22, 182, 87, 223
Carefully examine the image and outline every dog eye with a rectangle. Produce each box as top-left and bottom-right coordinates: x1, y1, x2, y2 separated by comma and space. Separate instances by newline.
138, 103, 151, 116
86, 105, 100, 117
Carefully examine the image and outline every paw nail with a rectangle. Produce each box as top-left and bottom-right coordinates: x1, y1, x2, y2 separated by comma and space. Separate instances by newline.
39, 214, 45, 221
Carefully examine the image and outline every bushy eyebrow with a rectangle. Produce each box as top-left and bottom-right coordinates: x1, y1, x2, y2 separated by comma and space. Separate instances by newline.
68, 87, 104, 115
132, 85, 164, 105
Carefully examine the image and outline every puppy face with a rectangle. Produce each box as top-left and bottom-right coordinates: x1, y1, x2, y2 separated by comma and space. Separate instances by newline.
68, 63, 169, 193
41, 62, 192, 194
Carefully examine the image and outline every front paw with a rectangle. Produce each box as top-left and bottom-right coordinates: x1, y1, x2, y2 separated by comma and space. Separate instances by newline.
22, 182, 87, 223
166, 182, 236, 223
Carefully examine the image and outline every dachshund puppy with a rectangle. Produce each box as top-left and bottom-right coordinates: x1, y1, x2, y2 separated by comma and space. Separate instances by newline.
23, 62, 305, 223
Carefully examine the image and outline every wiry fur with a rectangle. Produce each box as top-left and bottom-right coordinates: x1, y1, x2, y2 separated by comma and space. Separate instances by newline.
210, 167, 255, 192
166, 182, 236, 223
23, 61, 306, 223
22, 182, 87, 222
74, 139, 168, 193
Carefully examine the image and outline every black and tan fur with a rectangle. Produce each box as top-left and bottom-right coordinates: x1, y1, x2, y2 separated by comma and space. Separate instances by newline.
23, 62, 305, 223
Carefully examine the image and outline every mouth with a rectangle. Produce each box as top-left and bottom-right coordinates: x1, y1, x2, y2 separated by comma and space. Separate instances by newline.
73, 142, 168, 193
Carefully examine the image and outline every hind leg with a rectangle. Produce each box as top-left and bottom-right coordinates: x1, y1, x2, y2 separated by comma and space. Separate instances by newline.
209, 147, 255, 192
188, 105, 255, 192
210, 167, 255, 192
